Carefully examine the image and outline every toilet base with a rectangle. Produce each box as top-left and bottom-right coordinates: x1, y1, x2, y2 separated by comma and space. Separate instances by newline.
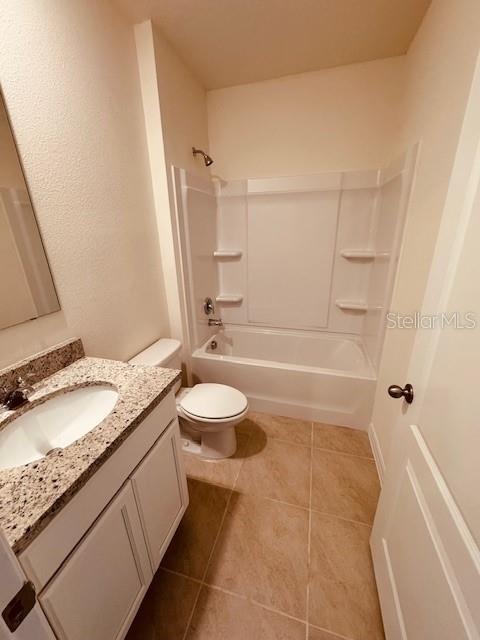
179, 420, 237, 459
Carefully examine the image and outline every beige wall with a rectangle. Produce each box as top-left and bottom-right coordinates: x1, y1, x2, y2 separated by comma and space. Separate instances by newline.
207, 57, 405, 180
135, 21, 210, 344
153, 28, 211, 178
0, 0, 168, 368
372, 0, 480, 467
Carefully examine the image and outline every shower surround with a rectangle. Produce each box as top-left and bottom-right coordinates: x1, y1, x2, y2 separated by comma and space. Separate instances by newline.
173, 148, 417, 428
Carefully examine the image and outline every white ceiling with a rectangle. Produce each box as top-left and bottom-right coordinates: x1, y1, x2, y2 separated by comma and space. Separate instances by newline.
115, 0, 431, 90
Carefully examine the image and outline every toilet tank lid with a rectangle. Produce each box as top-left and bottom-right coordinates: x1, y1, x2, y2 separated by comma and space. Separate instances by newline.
128, 339, 182, 367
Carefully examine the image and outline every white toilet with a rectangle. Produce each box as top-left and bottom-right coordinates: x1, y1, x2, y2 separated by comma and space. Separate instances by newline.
129, 339, 248, 459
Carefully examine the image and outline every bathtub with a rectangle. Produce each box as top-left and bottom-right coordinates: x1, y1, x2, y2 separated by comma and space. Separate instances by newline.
191, 326, 376, 429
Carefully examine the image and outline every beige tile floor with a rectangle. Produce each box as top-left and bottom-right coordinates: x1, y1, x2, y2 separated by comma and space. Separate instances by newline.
126, 413, 384, 640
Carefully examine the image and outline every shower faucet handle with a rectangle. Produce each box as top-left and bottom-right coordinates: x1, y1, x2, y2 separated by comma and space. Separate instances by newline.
204, 297, 215, 316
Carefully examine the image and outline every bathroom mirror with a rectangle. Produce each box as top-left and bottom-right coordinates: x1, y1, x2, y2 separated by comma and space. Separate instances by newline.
0, 89, 60, 329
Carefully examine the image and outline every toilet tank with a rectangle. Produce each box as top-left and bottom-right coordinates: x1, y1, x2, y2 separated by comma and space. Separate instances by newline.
128, 339, 182, 370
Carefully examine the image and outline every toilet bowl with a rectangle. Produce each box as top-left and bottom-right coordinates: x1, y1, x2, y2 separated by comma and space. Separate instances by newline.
128, 339, 248, 459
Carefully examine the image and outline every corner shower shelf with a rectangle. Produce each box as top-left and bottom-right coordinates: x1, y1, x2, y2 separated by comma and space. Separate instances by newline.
340, 250, 375, 260
215, 294, 243, 304
213, 250, 243, 259
335, 300, 368, 312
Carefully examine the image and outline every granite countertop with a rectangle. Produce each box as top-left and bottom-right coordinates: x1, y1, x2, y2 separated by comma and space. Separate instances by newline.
0, 356, 181, 554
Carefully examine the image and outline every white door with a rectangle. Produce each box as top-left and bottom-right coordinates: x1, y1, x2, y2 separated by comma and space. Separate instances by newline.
0, 530, 54, 640
371, 57, 480, 639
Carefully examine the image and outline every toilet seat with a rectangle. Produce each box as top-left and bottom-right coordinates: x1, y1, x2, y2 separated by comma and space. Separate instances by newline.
179, 383, 248, 421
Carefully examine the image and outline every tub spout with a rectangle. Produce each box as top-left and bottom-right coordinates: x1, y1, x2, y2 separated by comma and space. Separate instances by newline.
208, 318, 223, 327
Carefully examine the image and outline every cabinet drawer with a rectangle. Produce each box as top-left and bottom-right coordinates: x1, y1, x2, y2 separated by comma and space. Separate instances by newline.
131, 418, 188, 571
39, 483, 152, 640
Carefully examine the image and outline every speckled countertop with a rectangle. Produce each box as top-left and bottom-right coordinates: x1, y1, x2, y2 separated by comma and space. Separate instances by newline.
0, 357, 180, 554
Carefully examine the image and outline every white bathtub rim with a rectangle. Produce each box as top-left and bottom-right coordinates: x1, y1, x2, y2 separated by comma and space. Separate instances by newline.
192, 349, 376, 381
196, 325, 376, 379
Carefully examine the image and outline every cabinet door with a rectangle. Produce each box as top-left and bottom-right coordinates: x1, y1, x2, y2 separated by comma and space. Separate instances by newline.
39, 483, 152, 640
131, 418, 189, 571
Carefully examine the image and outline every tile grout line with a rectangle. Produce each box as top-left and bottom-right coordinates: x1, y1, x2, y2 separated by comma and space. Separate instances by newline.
312, 445, 375, 462
246, 431, 373, 459
309, 624, 355, 640
161, 562, 315, 624
203, 582, 250, 602
249, 596, 308, 625
181, 426, 256, 640
235, 492, 310, 512
310, 507, 374, 528
201, 581, 310, 625
306, 421, 314, 640
186, 471, 371, 519
182, 474, 233, 493
160, 566, 203, 585
257, 435, 313, 449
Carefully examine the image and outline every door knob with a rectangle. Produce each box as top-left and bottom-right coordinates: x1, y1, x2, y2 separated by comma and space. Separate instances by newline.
388, 383, 414, 404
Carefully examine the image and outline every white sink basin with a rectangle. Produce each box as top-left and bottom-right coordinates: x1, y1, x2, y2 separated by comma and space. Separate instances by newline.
0, 385, 119, 471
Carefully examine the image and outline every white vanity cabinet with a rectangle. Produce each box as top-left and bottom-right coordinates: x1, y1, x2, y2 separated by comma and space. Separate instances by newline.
131, 420, 186, 572
18, 395, 188, 640
39, 483, 151, 640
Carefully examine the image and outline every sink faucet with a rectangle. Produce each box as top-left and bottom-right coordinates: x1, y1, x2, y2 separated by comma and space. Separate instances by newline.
208, 318, 223, 327
1, 376, 35, 411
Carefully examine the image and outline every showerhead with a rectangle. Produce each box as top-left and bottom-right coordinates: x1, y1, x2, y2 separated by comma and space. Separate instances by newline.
192, 147, 214, 167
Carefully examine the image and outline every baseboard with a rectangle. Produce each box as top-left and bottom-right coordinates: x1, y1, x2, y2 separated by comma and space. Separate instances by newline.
368, 422, 385, 484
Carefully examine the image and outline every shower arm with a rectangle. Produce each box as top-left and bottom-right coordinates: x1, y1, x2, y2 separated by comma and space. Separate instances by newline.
192, 147, 214, 167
